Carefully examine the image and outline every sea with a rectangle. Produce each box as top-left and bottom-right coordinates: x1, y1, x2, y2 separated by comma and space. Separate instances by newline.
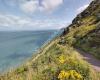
0, 30, 62, 73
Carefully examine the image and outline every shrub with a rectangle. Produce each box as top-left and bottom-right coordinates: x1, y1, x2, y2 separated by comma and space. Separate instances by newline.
58, 70, 83, 80
16, 67, 28, 74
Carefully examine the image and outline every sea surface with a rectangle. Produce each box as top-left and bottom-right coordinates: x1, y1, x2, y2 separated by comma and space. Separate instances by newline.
0, 30, 61, 73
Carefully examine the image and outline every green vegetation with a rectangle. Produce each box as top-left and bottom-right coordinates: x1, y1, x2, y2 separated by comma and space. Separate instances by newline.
0, 39, 100, 80
64, 15, 100, 59
63, 0, 100, 59
0, 0, 100, 80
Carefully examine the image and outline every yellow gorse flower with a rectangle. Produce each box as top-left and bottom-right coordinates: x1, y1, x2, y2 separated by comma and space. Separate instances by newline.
69, 70, 83, 79
58, 70, 83, 80
59, 55, 66, 64
58, 70, 69, 80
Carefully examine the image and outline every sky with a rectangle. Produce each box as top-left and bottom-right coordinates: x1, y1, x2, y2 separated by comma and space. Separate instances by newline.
0, 0, 92, 31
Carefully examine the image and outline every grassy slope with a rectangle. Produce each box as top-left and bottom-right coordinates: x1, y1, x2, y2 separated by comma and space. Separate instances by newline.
0, 0, 100, 80
0, 38, 100, 80
63, 0, 100, 59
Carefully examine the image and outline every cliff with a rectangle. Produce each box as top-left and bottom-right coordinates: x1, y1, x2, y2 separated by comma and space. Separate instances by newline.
63, 0, 100, 59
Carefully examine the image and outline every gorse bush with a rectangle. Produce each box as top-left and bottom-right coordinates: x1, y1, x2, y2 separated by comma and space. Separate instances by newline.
56, 52, 92, 80
58, 55, 66, 64
58, 54, 83, 80
58, 70, 83, 80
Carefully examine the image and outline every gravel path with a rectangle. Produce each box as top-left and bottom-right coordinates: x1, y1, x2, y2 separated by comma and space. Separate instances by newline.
77, 49, 100, 72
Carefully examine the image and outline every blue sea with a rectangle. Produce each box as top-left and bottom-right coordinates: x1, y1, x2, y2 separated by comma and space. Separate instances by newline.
0, 30, 60, 73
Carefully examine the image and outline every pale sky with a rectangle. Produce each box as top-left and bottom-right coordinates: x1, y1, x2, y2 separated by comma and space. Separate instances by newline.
0, 0, 91, 31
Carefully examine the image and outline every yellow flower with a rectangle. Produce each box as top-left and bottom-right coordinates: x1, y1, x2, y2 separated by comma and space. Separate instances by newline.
69, 70, 76, 79
58, 70, 83, 80
59, 55, 66, 64
74, 72, 83, 79
58, 70, 69, 80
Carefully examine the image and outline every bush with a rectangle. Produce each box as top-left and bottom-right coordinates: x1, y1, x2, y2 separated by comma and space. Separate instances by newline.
16, 67, 28, 74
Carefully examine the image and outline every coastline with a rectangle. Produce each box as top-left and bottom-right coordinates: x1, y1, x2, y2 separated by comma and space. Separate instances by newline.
25, 29, 63, 67
0, 29, 63, 75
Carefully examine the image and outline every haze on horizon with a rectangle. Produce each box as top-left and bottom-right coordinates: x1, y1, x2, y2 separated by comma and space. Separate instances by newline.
0, 0, 91, 31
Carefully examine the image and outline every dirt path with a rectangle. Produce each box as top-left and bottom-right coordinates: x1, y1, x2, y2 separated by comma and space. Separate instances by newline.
76, 49, 100, 72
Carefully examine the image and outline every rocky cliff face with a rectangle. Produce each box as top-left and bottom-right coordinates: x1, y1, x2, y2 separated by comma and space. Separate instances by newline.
72, 0, 100, 26
63, 0, 100, 58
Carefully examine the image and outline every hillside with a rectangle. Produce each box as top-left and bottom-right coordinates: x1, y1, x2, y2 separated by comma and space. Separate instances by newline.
1, 38, 100, 80
0, 0, 100, 80
63, 0, 100, 59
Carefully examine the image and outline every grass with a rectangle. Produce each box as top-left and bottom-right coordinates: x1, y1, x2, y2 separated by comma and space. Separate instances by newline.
63, 13, 100, 59
0, 38, 100, 80
74, 21, 100, 59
